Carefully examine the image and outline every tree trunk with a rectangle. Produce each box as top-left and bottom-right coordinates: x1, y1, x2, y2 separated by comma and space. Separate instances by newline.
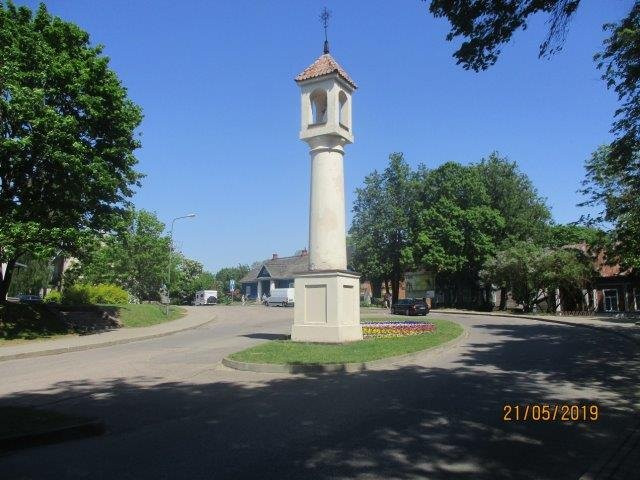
391, 247, 401, 304
499, 288, 507, 310
484, 284, 493, 311
455, 277, 462, 308
0, 259, 16, 302
371, 279, 382, 299
391, 274, 400, 304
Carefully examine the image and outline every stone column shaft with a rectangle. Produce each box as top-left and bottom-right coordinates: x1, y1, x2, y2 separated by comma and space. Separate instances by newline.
307, 136, 347, 271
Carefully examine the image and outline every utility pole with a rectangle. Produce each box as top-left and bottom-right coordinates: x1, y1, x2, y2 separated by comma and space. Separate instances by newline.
166, 213, 196, 314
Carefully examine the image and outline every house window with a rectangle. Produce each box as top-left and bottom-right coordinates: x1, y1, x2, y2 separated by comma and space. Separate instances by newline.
603, 289, 619, 312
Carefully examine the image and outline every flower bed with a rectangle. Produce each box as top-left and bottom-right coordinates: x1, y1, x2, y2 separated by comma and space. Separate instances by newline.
362, 321, 436, 338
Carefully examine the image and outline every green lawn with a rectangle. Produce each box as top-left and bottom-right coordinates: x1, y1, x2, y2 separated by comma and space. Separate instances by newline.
116, 304, 185, 327
229, 317, 463, 365
0, 303, 72, 343
0, 303, 186, 343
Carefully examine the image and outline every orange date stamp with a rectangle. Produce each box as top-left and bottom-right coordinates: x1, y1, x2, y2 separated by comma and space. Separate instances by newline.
502, 404, 599, 422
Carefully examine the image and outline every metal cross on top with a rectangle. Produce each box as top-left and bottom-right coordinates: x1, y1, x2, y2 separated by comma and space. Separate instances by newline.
320, 7, 331, 54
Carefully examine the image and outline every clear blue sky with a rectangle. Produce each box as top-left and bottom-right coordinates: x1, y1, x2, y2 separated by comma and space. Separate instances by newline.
20, 0, 632, 272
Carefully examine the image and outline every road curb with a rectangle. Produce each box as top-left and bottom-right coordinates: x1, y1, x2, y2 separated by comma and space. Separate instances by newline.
432, 310, 640, 346
0, 315, 217, 362
0, 419, 105, 452
221, 325, 469, 374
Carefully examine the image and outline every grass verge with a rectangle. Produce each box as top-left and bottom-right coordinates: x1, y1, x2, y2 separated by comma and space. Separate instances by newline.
229, 317, 462, 365
0, 303, 186, 343
116, 304, 185, 327
0, 303, 71, 343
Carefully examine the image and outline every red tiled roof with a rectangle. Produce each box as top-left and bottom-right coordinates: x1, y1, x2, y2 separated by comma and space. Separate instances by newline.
295, 53, 357, 89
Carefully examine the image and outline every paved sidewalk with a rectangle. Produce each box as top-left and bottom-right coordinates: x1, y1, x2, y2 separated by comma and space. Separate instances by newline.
0, 306, 216, 362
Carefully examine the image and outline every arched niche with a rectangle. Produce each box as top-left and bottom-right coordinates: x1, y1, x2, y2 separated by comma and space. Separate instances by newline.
309, 89, 327, 125
338, 90, 349, 130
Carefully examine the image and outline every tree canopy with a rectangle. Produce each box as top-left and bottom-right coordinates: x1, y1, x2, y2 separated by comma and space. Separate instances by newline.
6, 254, 52, 297
580, 146, 640, 269
425, 0, 640, 268
427, 0, 581, 71
169, 257, 216, 305
70, 210, 169, 301
350, 152, 552, 306
481, 241, 594, 312
215, 265, 250, 294
349, 153, 415, 302
0, 2, 143, 300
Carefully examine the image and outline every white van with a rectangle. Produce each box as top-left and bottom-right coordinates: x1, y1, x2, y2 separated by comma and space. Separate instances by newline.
266, 288, 294, 307
194, 290, 218, 306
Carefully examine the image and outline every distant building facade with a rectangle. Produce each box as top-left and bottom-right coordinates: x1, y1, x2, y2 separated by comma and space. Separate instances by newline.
574, 243, 639, 313
240, 251, 309, 300
492, 243, 639, 314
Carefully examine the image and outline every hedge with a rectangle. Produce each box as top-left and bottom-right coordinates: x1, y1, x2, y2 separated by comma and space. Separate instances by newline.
62, 284, 129, 305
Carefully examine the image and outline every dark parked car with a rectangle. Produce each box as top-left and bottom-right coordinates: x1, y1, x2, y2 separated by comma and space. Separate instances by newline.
391, 298, 429, 316
18, 294, 42, 304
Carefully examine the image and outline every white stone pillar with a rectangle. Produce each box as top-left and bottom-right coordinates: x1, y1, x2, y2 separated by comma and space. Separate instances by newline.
308, 136, 347, 271
292, 52, 361, 343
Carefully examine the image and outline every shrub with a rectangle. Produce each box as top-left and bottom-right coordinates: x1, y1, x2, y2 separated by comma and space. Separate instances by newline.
62, 284, 129, 305
90, 284, 129, 305
43, 290, 62, 303
371, 298, 384, 307
217, 292, 232, 305
62, 284, 91, 305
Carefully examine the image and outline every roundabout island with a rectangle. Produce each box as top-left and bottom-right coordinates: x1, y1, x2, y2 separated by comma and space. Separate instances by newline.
222, 316, 465, 374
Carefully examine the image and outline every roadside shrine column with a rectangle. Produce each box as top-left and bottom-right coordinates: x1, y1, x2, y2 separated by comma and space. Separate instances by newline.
290, 39, 362, 343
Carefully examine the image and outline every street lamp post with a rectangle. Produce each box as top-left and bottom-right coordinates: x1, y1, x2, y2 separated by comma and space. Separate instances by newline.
166, 213, 196, 314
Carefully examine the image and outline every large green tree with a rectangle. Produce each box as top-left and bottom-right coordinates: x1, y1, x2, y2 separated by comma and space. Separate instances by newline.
351, 153, 551, 306
215, 265, 250, 295
0, 2, 143, 301
349, 171, 392, 298
595, 3, 640, 178
73, 210, 170, 301
412, 161, 505, 305
580, 146, 640, 269
474, 153, 551, 245
481, 242, 594, 312
7, 254, 52, 296
545, 223, 603, 249
169, 256, 216, 305
427, 0, 581, 71
349, 153, 415, 303
410, 155, 550, 307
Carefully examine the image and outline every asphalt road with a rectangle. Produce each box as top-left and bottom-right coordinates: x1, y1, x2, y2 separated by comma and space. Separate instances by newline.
1, 306, 638, 479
